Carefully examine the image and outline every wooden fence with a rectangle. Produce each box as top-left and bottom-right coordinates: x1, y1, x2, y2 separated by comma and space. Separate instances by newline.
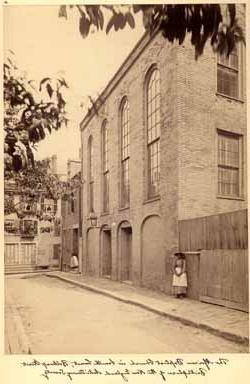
199, 249, 248, 312
5, 241, 37, 265
179, 209, 248, 251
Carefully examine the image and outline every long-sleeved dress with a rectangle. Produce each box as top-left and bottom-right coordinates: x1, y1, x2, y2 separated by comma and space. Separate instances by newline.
172, 260, 187, 295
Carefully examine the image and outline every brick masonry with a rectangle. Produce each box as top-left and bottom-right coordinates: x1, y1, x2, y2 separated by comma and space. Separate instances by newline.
80, 5, 247, 294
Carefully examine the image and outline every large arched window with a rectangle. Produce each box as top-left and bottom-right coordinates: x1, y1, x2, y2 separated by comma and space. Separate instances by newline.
102, 121, 109, 212
120, 98, 130, 207
146, 67, 160, 198
87, 136, 94, 212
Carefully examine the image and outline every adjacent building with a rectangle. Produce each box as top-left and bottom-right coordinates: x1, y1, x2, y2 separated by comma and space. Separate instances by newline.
61, 159, 82, 271
4, 156, 62, 273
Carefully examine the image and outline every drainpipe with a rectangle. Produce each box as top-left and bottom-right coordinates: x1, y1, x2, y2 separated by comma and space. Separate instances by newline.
78, 184, 82, 274
79, 138, 84, 274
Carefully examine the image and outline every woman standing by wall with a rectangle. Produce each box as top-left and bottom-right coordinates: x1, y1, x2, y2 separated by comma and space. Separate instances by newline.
172, 252, 188, 298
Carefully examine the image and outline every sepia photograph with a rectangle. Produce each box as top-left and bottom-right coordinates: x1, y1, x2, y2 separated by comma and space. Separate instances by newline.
3, 2, 248, 356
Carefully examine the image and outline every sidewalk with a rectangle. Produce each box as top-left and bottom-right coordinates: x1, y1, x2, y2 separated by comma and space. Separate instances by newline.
46, 271, 249, 346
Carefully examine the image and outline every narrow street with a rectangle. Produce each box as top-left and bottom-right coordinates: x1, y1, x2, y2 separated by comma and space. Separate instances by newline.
5, 275, 247, 354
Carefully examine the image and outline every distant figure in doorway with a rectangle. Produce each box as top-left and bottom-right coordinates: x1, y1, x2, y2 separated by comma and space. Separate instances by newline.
172, 252, 187, 298
70, 254, 79, 272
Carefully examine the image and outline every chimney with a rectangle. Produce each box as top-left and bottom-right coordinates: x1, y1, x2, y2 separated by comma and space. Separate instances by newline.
51, 155, 57, 175
67, 160, 71, 180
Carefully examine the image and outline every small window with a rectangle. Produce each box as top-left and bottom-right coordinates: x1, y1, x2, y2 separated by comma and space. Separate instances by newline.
41, 198, 56, 214
218, 130, 242, 198
217, 44, 241, 99
4, 219, 20, 234
20, 219, 38, 236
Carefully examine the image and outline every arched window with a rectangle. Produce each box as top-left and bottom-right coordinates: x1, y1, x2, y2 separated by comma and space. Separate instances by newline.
87, 136, 94, 212
146, 68, 160, 198
102, 121, 109, 212
120, 98, 130, 207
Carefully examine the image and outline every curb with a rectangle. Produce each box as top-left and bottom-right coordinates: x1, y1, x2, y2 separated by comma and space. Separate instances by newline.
5, 268, 60, 276
46, 273, 249, 347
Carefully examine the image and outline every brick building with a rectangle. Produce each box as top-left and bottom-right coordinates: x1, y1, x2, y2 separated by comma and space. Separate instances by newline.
61, 160, 82, 271
4, 187, 61, 273
79, 5, 246, 295
67, 159, 81, 180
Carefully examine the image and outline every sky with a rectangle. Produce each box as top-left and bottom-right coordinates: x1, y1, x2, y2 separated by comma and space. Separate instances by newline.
3, 4, 144, 174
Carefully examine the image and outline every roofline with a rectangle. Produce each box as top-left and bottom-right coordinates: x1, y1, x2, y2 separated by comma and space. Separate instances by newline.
80, 29, 159, 131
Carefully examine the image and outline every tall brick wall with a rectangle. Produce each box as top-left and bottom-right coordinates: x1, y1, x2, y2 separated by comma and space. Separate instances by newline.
176, 6, 247, 220
80, 4, 246, 293
81, 33, 181, 291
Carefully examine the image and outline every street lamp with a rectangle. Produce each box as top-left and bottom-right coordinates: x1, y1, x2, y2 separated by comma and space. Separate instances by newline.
88, 211, 97, 227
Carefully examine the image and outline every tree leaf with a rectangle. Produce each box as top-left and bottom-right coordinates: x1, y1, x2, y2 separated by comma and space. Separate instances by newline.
45, 121, 52, 134
88, 96, 98, 115
142, 9, 153, 30
56, 91, 66, 109
46, 83, 54, 98
4, 63, 10, 79
8, 49, 15, 55
126, 13, 135, 29
57, 77, 69, 88
38, 123, 46, 140
98, 9, 104, 30
26, 146, 35, 168
114, 13, 126, 31
13, 155, 23, 172
86, 5, 99, 28
39, 77, 51, 91
79, 14, 90, 38
228, 4, 236, 27
23, 92, 35, 106
58, 5, 67, 19
106, 15, 115, 34
133, 5, 143, 14
7, 57, 15, 67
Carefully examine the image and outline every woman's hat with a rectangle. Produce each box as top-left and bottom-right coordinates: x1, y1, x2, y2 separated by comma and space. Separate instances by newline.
174, 252, 185, 257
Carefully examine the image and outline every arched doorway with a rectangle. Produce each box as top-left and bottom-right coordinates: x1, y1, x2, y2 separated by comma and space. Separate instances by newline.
86, 227, 99, 276
101, 225, 112, 278
118, 221, 132, 282
141, 215, 165, 289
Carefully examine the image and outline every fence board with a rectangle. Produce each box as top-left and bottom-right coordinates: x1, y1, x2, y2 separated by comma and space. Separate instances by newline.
185, 253, 200, 300
5, 243, 19, 265
200, 249, 248, 312
179, 209, 248, 251
5, 242, 37, 265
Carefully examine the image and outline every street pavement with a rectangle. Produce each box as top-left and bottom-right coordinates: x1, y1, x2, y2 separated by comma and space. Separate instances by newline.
5, 274, 248, 354
48, 271, 249, 345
